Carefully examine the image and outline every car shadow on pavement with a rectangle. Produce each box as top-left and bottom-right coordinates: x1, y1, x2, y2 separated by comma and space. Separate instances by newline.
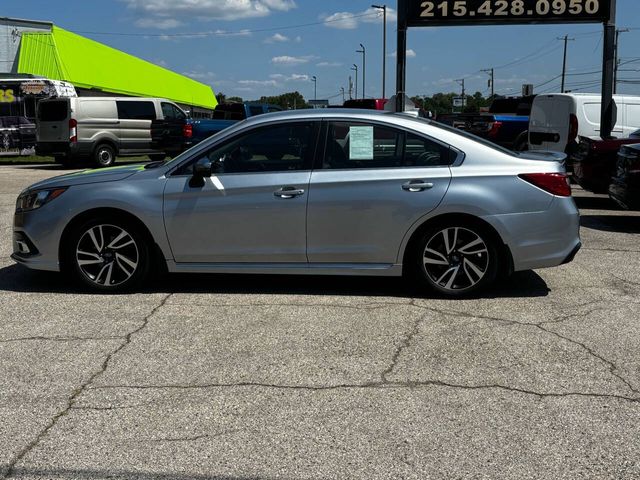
0, 264, 550, 299
574, 195, 621, 211
580, 214, 640, 234
2, 467, 262, 480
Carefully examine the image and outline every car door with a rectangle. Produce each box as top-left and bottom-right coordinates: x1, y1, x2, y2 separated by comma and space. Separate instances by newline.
163, 120, 319, 264
307, 120, 453, 265
116, 100, 155, 153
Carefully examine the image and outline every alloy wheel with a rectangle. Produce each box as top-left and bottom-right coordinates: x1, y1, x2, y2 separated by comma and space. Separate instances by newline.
75, 224, 139, 287
422, 227, 489, 291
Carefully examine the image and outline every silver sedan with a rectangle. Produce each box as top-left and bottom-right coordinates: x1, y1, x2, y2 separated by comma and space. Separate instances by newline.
13, 109, 580, 296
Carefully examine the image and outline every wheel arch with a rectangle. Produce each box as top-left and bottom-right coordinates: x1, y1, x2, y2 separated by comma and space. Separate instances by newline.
58, 207, 165, 273
400, 212, 514, 279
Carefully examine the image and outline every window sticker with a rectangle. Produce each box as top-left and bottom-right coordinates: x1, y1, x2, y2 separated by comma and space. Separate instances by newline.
349, 126, 374, 160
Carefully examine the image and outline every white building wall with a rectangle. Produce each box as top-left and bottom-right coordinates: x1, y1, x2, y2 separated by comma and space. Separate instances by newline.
0, 18, 52, 74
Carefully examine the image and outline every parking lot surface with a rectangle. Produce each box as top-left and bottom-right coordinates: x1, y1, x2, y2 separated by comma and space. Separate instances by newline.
1, 163, 639, 479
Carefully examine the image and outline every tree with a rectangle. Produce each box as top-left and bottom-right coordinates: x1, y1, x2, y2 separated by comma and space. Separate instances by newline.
255, 91, 309, 110
215, 92, 226, 104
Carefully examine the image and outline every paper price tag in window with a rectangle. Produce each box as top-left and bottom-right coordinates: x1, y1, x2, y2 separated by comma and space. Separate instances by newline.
349, 126, 374, 160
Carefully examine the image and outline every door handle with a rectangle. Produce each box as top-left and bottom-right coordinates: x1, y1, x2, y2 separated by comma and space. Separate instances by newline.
402, 181, 434, 192
274, 187, 305, 199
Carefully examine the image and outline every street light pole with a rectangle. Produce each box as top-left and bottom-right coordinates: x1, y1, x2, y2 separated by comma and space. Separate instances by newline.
351, 64, 358, 99
311, 75, 317, 101
357, 44, 366, 99
372, 4, 387, 99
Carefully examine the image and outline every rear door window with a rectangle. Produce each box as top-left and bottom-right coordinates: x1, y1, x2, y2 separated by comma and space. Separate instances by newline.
323, 122, 453, 169
38, 101, 68, 122
117, 101, 156, 120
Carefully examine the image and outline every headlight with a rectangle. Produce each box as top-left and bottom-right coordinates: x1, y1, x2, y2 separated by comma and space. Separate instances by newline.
16, 188, 67, 212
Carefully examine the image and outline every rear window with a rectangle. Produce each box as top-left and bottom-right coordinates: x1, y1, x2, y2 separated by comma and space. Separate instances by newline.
489, 96, 534, 116
38, 101, 68, 122
344, 99, 379, 110
117, 101, 156, 120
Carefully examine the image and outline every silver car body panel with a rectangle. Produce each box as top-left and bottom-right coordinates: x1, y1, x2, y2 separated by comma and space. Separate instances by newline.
13, 109, 581, 277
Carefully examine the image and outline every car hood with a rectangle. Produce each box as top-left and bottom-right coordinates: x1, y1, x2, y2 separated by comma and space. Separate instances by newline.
23, 163, 147, 192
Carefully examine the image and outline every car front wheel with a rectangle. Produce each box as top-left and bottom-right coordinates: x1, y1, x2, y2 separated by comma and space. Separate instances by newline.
414, 223, 498, 297
65, 218, 149, 292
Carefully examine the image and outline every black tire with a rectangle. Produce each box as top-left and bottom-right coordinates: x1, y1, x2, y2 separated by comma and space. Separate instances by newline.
93, 143, 116, 168
63, 216, 150, 292
513, 132, 529, 152
411, 220, 498, 297
148, 154, 166, 161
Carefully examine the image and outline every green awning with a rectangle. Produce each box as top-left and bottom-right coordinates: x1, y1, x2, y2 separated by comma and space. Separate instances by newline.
17, 26, 217, 110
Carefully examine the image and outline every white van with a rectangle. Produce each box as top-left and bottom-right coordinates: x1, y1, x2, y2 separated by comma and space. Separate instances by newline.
528, 93, 640, 153
36, 96, 188, 167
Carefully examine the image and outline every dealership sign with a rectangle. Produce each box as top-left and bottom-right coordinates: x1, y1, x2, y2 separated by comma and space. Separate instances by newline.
396, 0, 617, 138
407, 0, 611, 26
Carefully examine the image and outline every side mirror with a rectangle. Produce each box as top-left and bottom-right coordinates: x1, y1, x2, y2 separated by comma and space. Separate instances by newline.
189, 158, 212, 188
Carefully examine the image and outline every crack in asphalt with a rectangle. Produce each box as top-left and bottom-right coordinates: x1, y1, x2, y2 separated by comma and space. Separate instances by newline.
411, 303, 640, 398
582, 247, 640, 253
2, 293, 172, 480
164, 301, 415, 311
381, 300, 428, 383
0, 335, 123, 344
85, 379, 640, 404
143, 429, 242, 444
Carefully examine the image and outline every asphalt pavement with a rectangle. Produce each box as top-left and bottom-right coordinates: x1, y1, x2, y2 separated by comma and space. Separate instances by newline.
0, 163, 639, 479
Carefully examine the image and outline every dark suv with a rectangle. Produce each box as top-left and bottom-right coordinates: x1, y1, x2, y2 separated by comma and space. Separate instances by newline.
0, 116, 36, 152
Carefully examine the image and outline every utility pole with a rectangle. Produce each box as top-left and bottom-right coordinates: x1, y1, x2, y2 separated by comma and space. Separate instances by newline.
455, 78, 465, 111
614, 28, 629, 94
348, 76, 353, 99
341, 87, 345, 103
311, 75, 317, 101
559, 35, 574, 93
351, 64, 359, 99
372, 4, 387, 99
482, 68, 494, 98
357, 44, 366, 99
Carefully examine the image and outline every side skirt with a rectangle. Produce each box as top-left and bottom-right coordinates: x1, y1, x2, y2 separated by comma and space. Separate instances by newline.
166, 261, 403, 277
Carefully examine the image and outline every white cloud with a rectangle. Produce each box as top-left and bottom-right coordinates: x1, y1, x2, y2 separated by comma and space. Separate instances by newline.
122, 0, 297, 26
264, 33, 290, 43
321, 7, 397, 30
316, 61, 342, 68
238, 79, 278, 87
213, 29, 252, 37
136, 18, 183, 29
271, 55, 314, 66
270, 73, 310, 82
390, 49, 417, 58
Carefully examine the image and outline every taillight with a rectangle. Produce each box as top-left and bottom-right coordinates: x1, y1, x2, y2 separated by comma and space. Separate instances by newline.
518, 173, 572, 197
69, 118, 77, 143
183, 123, 193, 138
569, 114, 579, 143
488, 121, 503, 138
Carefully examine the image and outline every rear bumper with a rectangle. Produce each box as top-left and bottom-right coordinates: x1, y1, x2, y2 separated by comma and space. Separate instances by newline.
483, 196, 581, 272
36, 141, 93, 159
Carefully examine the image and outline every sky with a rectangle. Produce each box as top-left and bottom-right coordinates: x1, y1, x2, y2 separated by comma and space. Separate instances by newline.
4, 0, 640, 102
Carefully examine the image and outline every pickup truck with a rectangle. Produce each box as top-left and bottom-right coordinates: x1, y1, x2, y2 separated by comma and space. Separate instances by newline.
436, 96, 534, 151
151, 103, 282, 156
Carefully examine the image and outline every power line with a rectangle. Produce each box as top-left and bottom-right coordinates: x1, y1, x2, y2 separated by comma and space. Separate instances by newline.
72, 11, 380, 38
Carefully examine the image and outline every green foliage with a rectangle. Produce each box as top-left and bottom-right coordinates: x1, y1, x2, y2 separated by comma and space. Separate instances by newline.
255, 91, 310, 110
411, 92, 492, 115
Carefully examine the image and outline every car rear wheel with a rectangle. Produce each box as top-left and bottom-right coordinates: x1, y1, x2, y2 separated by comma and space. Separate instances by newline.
414, 223, 498, 297
65, 218, 149, 292
93, 144, 116, 168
